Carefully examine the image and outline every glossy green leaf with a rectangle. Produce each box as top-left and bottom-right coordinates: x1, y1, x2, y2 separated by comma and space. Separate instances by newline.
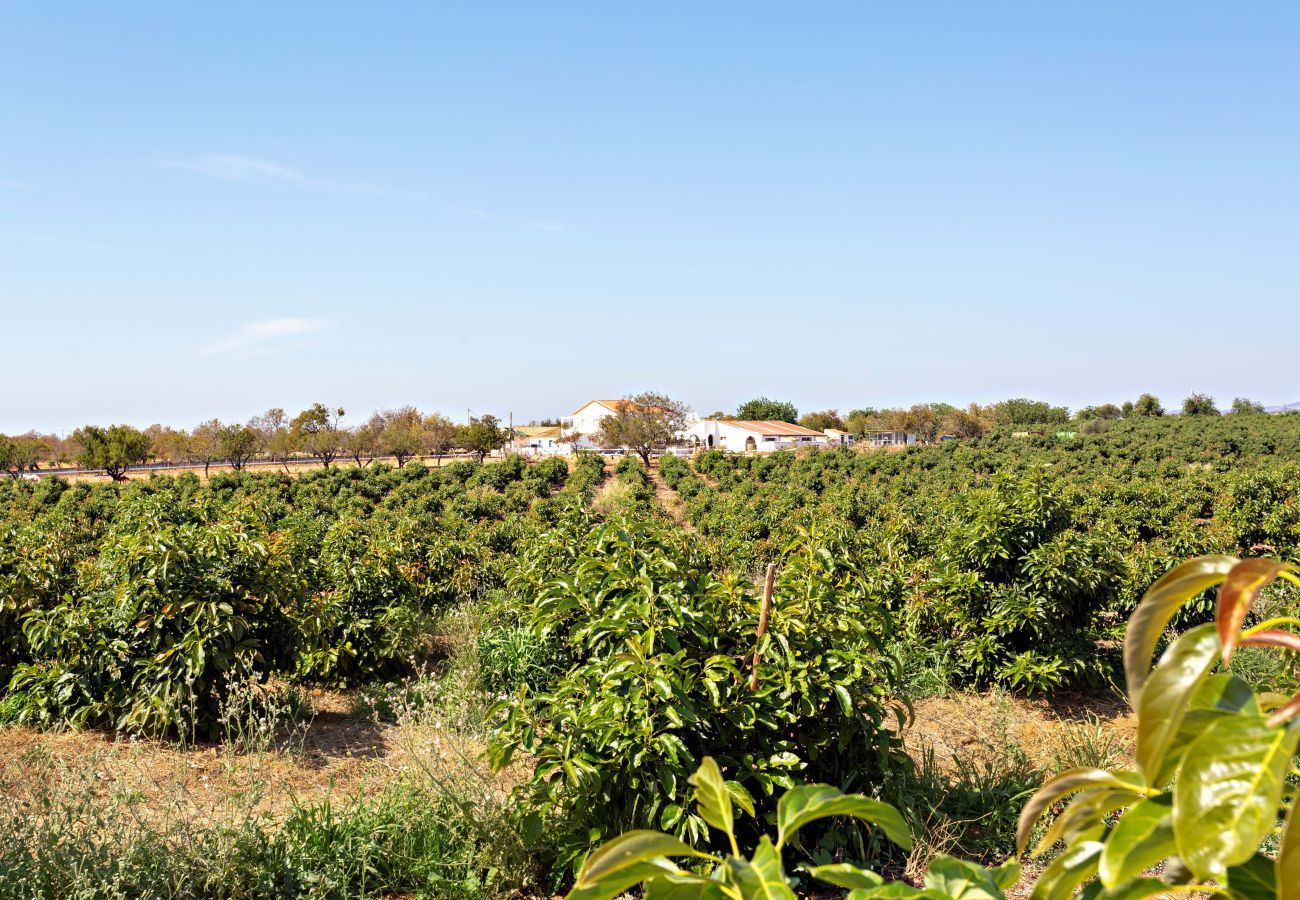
1029, 841, 1102, 900
1093, 878, 1176, 900
1136, 622, 1221, 786
1277, 785, 1300, 900
775, 785, 912, 851
643, 878, 728, 900
1033, 786, 1145, 857
1124, 555, 1235, 702
808, 863, 884, 890
1098, 795, 1173, 887
1218, 559, 1294, 663
1225, 852, 1278, 900
989, 859, 1020, 891
1192, 672, 1260, 715
569, 829, 707, 900
726, 837, 796, 900
689, 757, 734, 839
924, 854, 1015, 900
1174, 714, 1300, 881
1152, 673, 1260, 787
1016, 768, 1145, 856
847, 886, 949, 899
726, 780, 757, 819
568, 858, 688, 900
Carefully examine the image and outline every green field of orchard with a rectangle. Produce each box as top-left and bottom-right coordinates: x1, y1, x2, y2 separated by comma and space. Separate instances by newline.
2, 413, 1299, 898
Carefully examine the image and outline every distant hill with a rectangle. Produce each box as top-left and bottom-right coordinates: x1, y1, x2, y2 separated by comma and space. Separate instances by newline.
1265, 402, 1300, 413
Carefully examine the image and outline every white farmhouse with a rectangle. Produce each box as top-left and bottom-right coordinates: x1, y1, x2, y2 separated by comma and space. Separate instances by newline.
824, 428, 855, 447
681, 419, 828, 453
561, 400, 629, 440
509, 426, 565, 456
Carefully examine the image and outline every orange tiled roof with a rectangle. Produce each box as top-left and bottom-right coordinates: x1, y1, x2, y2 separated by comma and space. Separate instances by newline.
727, 420, 826, 437
572, 399, 665, 415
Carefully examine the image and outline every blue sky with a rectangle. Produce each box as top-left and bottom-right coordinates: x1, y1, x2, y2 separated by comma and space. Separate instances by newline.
2, 3, 1297, 433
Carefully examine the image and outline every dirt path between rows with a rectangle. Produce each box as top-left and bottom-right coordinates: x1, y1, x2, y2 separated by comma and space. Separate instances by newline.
647, 463, 691, 526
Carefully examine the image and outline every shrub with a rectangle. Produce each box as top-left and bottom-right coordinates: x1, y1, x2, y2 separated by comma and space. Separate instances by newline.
488, 518, 911, 870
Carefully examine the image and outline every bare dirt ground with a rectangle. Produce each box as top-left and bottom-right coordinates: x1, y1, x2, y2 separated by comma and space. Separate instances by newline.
648, 465, 690, 525
0, 690, 402, 828
0, 685, 1135, 829
903, 689, 1136, 774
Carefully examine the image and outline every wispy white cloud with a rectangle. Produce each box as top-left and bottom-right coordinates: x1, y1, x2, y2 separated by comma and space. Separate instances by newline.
198, 317, 326, 358
163, 154, 422, 201
445, 204, 571, 234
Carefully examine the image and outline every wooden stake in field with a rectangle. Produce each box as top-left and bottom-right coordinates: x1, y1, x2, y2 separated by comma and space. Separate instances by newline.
749, 562, 776, 691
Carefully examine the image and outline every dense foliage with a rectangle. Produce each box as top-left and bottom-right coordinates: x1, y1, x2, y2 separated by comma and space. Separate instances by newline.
4, 413, 1300, 895
488, 516, 911, 869
0, 456, 576, 736
664, 415, 1300, 691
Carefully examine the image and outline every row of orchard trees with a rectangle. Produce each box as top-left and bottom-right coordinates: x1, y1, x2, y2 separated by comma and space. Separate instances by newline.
725, 391, 1272, 444
0, 404, 514, 481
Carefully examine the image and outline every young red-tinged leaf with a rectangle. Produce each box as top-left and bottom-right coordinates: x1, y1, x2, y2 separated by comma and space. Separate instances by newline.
1124, 555, 1235, 702
1218, 559, 1295, 663
1241, 627, 1300, 653
1136, 623, 1221, 786
1173, 715, 1300, 881
1016, 768, 1146, 856
1267, 689, 1300, 727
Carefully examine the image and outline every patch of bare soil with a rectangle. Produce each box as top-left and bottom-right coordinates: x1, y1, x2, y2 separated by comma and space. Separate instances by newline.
648, 465, 691, 526
0, 689, 405, 829
903, 689, 1136, 774
901, 690, 1138, 899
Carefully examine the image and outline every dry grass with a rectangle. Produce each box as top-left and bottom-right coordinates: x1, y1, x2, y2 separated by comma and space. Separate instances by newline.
903, 689, 1136, 775
0, 689, 402, 830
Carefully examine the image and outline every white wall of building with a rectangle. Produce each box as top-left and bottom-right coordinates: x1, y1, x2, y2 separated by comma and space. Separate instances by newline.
680, 420, 827, 453
561, 401, 617, 438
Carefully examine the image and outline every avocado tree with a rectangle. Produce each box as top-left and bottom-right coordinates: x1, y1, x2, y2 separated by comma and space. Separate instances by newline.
73, 424, 152, 481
